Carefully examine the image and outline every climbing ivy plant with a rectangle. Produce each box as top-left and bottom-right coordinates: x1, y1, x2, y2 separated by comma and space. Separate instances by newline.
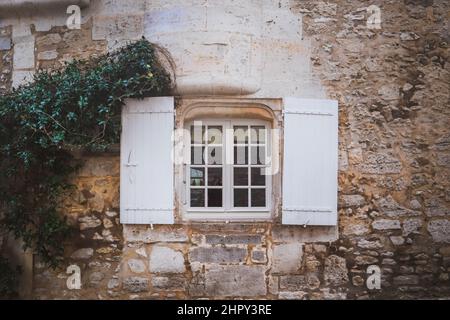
0, 38, 171, 268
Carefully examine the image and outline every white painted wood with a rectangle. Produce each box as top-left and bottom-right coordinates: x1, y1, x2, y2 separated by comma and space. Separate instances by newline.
182, 119, 272, 221
120, 97, 175, 224
282, 97, 338, 226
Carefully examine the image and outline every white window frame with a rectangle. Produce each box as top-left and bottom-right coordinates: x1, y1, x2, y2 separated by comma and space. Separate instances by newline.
183, 118, 272, 221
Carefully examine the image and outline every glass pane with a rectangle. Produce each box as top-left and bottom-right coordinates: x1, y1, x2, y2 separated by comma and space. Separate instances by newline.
234, 146, 248, 165
208, 189, 222, 207
233, 188, 248, 207
190, 125, 205, 144
190, 167, 205, 186
251, 167, 265, 186
233, 126, 248, 144
207, 146, 222, 165
251, 146, 265, 165
191, 146, 205, 165
251, 126, 266, 144
190, 189, 205, 207
208, 168, 222, 186
251, 189, 266, 207
233, 167, 248, 186
207, 126, 222, 144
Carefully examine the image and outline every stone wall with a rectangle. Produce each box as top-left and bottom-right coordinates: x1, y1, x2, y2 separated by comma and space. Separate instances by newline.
0, 0, 449, 299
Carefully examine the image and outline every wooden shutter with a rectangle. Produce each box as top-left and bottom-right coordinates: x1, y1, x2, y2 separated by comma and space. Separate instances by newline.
282, 97, 338, 226
120, 97, 175, 224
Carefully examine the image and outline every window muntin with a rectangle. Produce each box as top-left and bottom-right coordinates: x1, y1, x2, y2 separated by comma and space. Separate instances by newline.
189, 123, 224, 208
186, 119, 270, 216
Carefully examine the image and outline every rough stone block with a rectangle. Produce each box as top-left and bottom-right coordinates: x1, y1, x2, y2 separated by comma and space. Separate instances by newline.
205, 265, 266, 297
124, 225, 188, 243
324, 255, 349, 286
272, 243, 303, 273
251, 249, 267, 263
70, 248, 94, 260
205, 234, 262, 245
393, 275, 419, 286
13, 35, 35, 69
123, 277, 149, 293
149, 245, 185, 273
272, 225, 337, 243
403, 218, 423, 236
93, 14, 143, 41
37, 50, 58, 60
372, 219, 401, 230
0, 36, 11, 50
428, 220, 450, 243
189, 247, 247, 264
12, 70, 34, 88
358, 152, 402, 174
128, 259, 146, 274
339, 194, 366, 208
152, 275, 186, 291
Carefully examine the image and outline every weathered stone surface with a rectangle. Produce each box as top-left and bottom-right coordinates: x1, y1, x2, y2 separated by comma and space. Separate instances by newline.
149, 246, 185, 273
78, 215, 102, 230
352, 275, 364, 287
357, 239, 383, 249
339, 195, 366, 208
103, 218, 113, 229
376, 196, 420, 217
428, 220, 450, 243
424, 198, 450, 217
78, 157, 119, 177
342, 223, 370, 236
205, 234, 262, 245
152, 275, 186, 291
400, 32, 420, 41
403, 218, 423, 236
89, 272, 104, 284
280, 274, 320, 290
123, 277, 149, 293
272, 226, 337, 243
372, 219, 401, 230
393, 275, 419, 285
324, 255, 349, 286
13, 35, 35, 69
0, 36, 11, 50
251, 249, 267, 263
107, 278, 120, 289
278, 291, 307, 299
93, 14, 144, 41
205, 265, 266, 297
36, 33, 61, 46
355, 255, 378, 265
358, 153, 402, 174
37, 50, 58, 60
378, 85, 400, 101
128, 259, 146, 274
124, 225, 188, 243
272, 243, 303, 274
70, 248, 94, 260
390, 236, 405, 246
189, 246, 246, 264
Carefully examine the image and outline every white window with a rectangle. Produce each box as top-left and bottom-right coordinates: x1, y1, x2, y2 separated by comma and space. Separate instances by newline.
184, 119, 272, 221
120, 97, 338, 226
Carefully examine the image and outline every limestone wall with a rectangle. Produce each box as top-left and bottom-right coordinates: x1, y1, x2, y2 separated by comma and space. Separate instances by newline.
0, 0, 449, 299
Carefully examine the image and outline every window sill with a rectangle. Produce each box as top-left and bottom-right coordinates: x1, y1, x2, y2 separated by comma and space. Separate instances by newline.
183, 210, 271, 222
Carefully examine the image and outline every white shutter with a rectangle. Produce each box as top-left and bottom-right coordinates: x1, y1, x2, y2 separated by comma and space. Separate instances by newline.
282, 97, 338, 226
120, 97, 175, 224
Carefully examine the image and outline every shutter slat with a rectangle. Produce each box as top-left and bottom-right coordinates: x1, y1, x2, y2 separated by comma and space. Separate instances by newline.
282, 97, 338, 226
120, 97, 175, 224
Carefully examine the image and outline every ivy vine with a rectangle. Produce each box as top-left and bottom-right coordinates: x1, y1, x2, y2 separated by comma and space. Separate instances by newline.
0, 38, 172, 269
